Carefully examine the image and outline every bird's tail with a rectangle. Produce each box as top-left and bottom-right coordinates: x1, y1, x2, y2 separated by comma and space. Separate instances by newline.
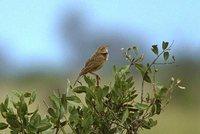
73, 75, 81, 86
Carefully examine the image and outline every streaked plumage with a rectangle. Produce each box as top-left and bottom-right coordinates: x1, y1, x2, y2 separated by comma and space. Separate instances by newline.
73, 45, 109, 86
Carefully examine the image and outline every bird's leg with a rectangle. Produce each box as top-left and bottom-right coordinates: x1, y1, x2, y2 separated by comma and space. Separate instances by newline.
90, 72, 100, 86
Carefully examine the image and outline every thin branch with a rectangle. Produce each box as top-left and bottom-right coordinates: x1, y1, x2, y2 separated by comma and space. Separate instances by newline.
141, 41, 174, 103
68, 122, 77, 134
162, 80, 178, 110
43, 100, 49, 109
154, 62, 175, 65
128, 56, 141, 69
72, 91, 86, 107
152, 65, 156, 95
110, 120, 126, 129
141, 52, 164, 103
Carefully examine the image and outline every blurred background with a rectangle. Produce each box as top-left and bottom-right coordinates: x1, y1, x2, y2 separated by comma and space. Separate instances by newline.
0, 0, 200, 133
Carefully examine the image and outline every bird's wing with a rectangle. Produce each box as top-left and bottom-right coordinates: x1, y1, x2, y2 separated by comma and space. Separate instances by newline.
84, 54, 96, 67
79, 54, 105, 75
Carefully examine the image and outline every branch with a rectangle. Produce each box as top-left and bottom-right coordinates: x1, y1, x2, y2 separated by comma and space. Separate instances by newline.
154, 62, 176, 65
141, 41, 174, 103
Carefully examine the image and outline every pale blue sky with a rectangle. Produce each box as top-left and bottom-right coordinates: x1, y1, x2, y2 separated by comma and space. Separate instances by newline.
0, 0, 200, 69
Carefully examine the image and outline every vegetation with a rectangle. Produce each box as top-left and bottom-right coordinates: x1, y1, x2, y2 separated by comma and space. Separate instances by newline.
0, 41, 185, 134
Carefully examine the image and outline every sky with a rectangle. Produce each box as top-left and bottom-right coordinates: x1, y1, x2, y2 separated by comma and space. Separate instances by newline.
0, 0, 200, 70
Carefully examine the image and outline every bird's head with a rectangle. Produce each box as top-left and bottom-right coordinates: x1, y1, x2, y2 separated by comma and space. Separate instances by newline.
96, 45, 109, 61
96, 45, 109, 55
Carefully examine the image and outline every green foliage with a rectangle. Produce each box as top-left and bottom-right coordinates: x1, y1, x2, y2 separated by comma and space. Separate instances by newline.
0, 91, 51, 133
0, 41, 185, 134
151, 45, 159, 55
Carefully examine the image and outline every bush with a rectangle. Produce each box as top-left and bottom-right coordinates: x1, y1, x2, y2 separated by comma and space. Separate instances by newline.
0, 41, 185, 134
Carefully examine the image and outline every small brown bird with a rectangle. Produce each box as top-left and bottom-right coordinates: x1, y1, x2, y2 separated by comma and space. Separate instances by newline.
73, 45, 109, 86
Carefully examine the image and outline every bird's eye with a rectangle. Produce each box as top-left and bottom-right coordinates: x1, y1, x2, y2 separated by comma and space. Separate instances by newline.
102, 52, 108, 56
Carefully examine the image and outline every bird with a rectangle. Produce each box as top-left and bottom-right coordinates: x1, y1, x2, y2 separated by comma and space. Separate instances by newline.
73, 45, 109, 86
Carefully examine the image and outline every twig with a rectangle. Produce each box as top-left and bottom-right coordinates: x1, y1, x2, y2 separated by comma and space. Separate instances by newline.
152, 65, 156, 95
141, 41, 174, 103
55, 90, 62, 134
110, 120, 126, 129
154, 62, 175, 65
43, 100, 49, 109
72, 90, 86, 107
68, 122, 76, 134
128, 57, 141, 69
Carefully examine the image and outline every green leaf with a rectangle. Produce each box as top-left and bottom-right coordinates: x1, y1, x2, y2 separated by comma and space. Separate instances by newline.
135, 103, 148, 110
151, 105, 155, 115
36, 119, 52, 132
49, 95, 60, 109
163, 52, 169, 61
135, 63, 146, 75
0, 122, 8, 130
121, 109, 129, 123
143, 73, 151, 83
136, 63, 151, 83
151, 45, 158, 55
6, 114, 21, 128
4, 96, 9, 108
172, 55, 175, 61
59, 105, 66, 118
162, 41, 169, 50
102, 86, 109, 97
142, 118, 157, 129
155, 83, 164, 89
30, 113, 41, 124
142, 120, 151, 129
158, 87, 168, 97
126, 76, 133, 83
119, 65, 130, 74
24, 92, 31, 97
127, 47, 131, 52
20, 102, 28, 117
96, 102, 104, 112
29, 91, 36, 105
66, 96, 81, 103
84, 75, 95, 87
69, 107, 79, 125
82, 114, 93, 128
26, 124, 37, 133
149, 118, 157, 127
73, 86, 87, 93
12, 90, 21, 98
138, 54, 144, 62
0, 103, 7, 113
48, 108, 57, 118
96, 87, 104, 101
155, 99, 161, 114
23, 116, 28, 127
61, 94, 68, 111
133, 46, 139, 55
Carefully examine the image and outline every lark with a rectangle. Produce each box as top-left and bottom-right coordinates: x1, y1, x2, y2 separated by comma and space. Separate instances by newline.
74, 45, 109, 86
